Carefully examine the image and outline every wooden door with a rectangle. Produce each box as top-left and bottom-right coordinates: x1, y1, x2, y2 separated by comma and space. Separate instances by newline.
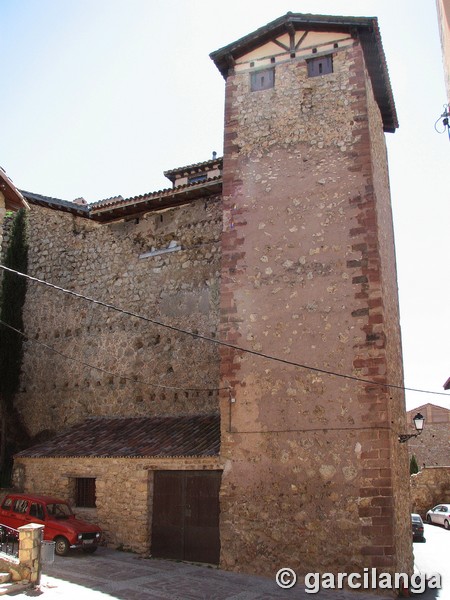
152, 470, 221, 564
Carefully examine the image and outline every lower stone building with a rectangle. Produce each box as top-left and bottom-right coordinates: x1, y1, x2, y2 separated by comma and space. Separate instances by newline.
13, 415, 221, 561
2, 12, 414, 586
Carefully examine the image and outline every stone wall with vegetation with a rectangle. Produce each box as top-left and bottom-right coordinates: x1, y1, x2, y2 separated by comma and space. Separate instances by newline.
0, 212, 13, 254
13, 456, 221, 553
410, 467, 450, 517
5, 197, 222, 438
219, 37, 412, 580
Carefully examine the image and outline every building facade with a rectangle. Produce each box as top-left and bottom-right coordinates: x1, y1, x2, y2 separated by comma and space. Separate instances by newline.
4, 13, 413, 584
407, 403, 450, 467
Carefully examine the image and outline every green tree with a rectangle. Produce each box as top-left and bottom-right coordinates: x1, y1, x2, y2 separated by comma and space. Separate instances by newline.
0, 209, 28, 485
410, 454, 419, 475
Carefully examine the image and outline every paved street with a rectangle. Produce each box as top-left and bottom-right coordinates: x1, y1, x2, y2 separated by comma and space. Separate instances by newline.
413, 522, 450, 599
1, 522, 447, 599
6, 547, 393, 600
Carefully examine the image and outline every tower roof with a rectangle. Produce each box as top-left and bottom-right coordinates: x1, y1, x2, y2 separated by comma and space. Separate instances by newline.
210, 12, 398, 132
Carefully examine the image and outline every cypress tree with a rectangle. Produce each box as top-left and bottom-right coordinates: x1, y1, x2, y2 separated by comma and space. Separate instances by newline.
410, 454, 419, 475
0, 208, 28, 485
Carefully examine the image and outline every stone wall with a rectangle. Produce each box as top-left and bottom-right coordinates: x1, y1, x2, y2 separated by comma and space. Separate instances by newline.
410, 467, 450, 517
13, 455, 221, 553
219, 38, 411, 579
408, 424, 450, 468
406, 405, 450, 467
7, 196, 222, 438
0, 523, 44, 585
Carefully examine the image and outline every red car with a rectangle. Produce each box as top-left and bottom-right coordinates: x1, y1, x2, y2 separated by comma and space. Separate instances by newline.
0, 493, 102, 556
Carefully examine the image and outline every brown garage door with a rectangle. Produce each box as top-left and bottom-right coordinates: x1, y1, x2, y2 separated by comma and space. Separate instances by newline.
151, 470, 221, 564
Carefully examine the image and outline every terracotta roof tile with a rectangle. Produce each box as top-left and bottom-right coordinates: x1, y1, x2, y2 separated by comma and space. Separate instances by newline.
16, 414, 220, 459
90, 176, 222, 211
21, 175, 222, 222
21, 190, 90, 215
164, 156, 223, 183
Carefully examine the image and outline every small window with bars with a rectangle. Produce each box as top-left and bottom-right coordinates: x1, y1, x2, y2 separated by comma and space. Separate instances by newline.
307, 55, 333, 77
75, 477, 96, 508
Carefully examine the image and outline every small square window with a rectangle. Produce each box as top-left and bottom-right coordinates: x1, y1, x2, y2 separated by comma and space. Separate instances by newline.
307, 55, 333, 77
75, 478, 96, 508
250, 68, 274, 91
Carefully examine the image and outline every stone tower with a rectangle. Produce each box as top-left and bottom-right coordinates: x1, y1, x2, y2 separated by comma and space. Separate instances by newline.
211, 13, 412, 580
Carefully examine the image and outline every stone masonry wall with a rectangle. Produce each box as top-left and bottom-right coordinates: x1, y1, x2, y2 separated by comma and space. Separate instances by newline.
408, 424, 450, 467
410, 467, 450, 516
6, 197, 222, 438
219, 38, 411, 580
13, 455, 221, 553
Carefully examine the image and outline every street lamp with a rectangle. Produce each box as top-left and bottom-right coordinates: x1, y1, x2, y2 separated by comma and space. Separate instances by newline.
398, 412, 425, 443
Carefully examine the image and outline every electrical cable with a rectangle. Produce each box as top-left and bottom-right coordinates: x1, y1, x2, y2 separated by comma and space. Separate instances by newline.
2, 314, 396, 435
0, 318, 227, 393
0, 264, 449, 397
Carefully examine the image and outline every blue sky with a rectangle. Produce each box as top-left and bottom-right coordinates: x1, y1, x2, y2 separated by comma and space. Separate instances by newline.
1, 0, 449, 410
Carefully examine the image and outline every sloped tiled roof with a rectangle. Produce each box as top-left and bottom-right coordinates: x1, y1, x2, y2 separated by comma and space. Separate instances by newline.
164, 156, 222, 184
21, 167, 222, 223
16, 414, 220, 459
89, 175, 222, 216
22, 190, 90, 216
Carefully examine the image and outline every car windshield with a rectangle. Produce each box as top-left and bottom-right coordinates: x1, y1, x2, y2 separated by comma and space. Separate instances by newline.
412, 516, 421, 523
46, 503, 72, 519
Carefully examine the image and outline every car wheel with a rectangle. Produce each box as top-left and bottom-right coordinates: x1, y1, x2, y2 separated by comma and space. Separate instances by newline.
426, 515, 432, 524
445, 520, 449, 530
54, 536, 70, 556
82, 546, 98, 554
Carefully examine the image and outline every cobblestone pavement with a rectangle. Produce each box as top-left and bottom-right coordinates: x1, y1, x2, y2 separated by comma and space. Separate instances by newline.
4, 548, 397, 599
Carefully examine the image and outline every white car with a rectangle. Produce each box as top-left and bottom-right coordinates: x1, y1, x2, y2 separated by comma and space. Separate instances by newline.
426, 504, 450, 529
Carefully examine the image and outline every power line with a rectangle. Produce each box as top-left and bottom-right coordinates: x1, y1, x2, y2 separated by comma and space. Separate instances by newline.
0, 319, 226, 393
0, 264, 449, 397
